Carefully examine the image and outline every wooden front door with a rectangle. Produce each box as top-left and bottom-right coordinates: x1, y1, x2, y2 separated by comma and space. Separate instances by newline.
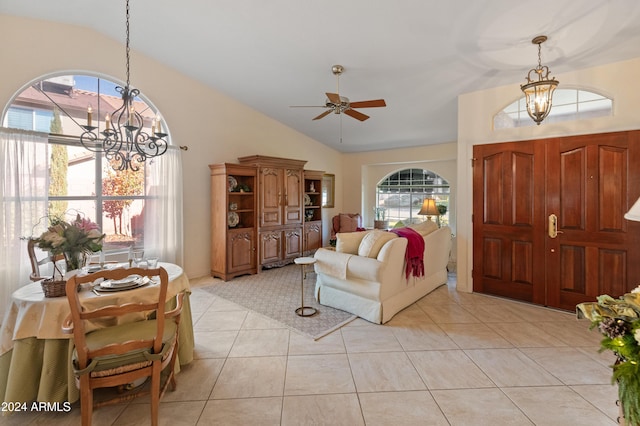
473, 131, 640, 310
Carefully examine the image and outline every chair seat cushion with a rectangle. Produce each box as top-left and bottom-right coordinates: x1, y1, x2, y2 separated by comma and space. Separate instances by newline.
73, 319, 177, 375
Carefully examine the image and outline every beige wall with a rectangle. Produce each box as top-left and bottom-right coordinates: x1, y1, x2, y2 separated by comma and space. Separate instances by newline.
0, 15, 342, 278
340, 143, 457, 228
456, 57, 640, 292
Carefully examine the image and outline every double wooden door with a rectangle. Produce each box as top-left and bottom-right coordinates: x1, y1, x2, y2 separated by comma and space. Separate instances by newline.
473, 131, 640, 311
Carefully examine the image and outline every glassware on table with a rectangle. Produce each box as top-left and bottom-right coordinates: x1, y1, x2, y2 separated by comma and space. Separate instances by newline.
132, 249, 145, 267
147, 256, 159, 268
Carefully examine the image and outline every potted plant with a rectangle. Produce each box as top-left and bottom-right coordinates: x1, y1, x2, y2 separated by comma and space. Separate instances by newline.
577, 287, 640, 425
373, 207, 388, 230
32, 214, 105, 296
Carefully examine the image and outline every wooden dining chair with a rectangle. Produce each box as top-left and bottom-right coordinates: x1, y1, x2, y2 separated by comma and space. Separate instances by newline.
63, 267, 184, 426
27, 238, 63, 281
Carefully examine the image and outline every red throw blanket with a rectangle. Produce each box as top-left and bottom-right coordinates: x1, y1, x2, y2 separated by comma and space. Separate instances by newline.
390, 227, 425, 279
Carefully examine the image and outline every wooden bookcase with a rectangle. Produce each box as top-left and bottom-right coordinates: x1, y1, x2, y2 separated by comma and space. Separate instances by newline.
303, 170, 324, 255
209, 163, 257, 280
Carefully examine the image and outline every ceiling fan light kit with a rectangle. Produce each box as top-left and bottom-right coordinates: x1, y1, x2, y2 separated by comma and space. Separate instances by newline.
520, 35, 559, 125
292, 64, 386, 122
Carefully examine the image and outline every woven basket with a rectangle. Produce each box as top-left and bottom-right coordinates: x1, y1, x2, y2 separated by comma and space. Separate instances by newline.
41, 279, 67, 298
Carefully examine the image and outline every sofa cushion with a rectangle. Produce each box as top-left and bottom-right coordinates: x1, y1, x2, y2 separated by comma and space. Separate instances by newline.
409, 220, 438, 236
336, 231, 367, 254
339, 213, 361, 233
358, 230, 397, 258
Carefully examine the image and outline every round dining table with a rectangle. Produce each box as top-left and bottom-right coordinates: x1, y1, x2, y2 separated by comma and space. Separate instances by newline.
0, 262, 194, 405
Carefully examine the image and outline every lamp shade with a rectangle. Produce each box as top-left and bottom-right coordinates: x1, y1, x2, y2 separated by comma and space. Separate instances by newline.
418, 198, 439, 216
625, 196, 640, 222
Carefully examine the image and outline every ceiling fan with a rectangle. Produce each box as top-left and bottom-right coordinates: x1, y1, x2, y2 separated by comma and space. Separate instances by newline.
291, 65, 386, 121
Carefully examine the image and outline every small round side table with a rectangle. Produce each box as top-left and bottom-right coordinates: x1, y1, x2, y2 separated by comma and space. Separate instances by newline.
293, 257, 317, 317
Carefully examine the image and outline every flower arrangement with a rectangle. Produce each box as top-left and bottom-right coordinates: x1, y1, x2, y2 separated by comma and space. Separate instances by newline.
32, 214, 105, 278
577, 286, 640, 425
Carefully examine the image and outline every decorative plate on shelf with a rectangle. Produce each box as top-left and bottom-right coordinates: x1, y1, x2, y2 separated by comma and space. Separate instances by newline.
304, 193, 312, 206
228, 176, 238, 192
228, 212, 239, 227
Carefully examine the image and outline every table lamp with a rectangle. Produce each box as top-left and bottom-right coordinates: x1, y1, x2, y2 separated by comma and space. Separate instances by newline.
418, 198, 439, 222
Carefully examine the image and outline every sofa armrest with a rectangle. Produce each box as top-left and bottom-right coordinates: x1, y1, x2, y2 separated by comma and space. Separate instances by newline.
423, 226, 452, 275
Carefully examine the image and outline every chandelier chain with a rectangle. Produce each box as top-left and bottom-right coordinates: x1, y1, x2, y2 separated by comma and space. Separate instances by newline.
125, 0, 131, 88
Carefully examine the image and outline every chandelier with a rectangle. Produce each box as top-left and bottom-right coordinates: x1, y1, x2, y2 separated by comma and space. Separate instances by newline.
520, 35, 559, 125
80, 0, 167, 171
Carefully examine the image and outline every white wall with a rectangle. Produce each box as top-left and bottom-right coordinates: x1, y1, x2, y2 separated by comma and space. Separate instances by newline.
0, 15, 342, 278
456, 57, 640, 292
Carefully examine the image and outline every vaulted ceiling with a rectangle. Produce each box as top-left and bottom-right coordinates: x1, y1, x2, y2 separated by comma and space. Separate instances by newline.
3, 1, 640, 152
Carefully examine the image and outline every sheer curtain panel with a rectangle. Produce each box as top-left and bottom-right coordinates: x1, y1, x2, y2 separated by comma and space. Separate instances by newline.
144, 146, 184, 266
0, 129, 49, 317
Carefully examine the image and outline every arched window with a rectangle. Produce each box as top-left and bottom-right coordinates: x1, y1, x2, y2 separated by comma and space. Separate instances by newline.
2, 73, 180, 258
376, 168, 449, 227
494, 88, 612, 129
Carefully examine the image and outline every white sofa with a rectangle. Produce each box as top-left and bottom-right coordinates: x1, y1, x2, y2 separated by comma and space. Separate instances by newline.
314, 222, 452, 324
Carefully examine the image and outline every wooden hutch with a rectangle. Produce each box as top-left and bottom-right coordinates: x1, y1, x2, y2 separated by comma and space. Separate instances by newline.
210, 155, 324, 280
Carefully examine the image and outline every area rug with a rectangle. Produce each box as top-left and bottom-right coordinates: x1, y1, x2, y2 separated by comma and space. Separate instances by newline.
201, 264, 356, 340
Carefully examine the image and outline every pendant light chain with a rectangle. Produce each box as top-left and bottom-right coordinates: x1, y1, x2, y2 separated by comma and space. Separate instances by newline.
125, 0, 131, 89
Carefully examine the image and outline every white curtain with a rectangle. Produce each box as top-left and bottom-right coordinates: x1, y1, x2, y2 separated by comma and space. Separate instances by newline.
0, 129, 49, 317
144, 146, 184, 266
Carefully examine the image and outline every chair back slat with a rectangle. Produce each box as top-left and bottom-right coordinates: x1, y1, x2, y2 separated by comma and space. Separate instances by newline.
66, 267, 170, 365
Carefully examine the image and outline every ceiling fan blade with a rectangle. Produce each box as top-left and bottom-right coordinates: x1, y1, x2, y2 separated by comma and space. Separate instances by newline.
344, 108, 369, 121
325, 93, 341, 104
312, 110, 332, 120
349, 99, 386, 108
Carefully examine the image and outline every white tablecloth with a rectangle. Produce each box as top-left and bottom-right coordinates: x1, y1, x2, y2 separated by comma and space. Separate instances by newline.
1, 262, 189, 354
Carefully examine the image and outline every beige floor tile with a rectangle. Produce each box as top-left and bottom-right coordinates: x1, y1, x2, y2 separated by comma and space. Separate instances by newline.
348, 352, 426, 392
438, 322, 513, 349
193, 310, 248, 332
284, 354, 355, 395
431, 388, 535, 426
571, 384, 620, 423
391, 322, 459, 351
422, 303, 482, 323
281, 394, 364, 426
519, 347, 613, 385
227, 329, 290, 357
341, 325, 403, 352
193, 330, 238, 359
408, 350, 495, 389
211, 356, 286, 399
359, 391, 449, 426
110, 401, 204, 426
287, 329, 346, 355
241, 311, 288, 330
464, 348, 562, 387
576, 345, 618, 367
162, 358, 224, 402
535, 320, 602, 346
487, 321, 565, 347
385, 304, 435, 326
460, 302, 526, 322
198, 397, 283, 426
503, 386, 617, 425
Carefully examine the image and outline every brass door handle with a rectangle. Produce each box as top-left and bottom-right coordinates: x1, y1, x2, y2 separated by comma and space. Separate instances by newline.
548, 214, 564, 238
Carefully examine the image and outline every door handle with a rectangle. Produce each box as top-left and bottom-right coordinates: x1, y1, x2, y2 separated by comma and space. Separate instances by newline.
548, 214, 564, 238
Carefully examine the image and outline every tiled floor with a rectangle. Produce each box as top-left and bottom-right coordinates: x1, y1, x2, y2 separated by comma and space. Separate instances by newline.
5, 274, 621, 425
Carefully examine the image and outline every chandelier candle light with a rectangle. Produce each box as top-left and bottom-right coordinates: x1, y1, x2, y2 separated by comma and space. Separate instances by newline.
80, 0, 167, 171
520, 35, 559, 125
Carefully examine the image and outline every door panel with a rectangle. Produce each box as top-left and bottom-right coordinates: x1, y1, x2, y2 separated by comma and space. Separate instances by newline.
546, 131, 640, 310
474, 130, 640, 311
473, 141, 546, 304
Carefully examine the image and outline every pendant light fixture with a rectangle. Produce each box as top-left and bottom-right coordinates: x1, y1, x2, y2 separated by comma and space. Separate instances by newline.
520, 35, 559, 125
79, 0, 167, 171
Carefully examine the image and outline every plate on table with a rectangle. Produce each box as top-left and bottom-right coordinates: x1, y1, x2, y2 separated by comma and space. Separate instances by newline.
97, 274, 146, 291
